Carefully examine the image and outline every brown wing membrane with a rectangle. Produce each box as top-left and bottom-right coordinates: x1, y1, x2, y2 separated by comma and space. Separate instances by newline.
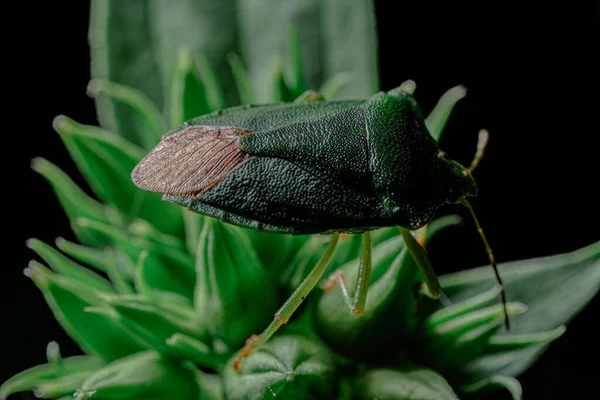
131, 126, 251, 197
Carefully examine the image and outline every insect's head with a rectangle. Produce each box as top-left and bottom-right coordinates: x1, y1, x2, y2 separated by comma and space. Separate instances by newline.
437, 152, 478, 203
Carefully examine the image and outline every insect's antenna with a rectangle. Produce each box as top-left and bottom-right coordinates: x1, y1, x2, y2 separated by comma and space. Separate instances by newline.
468, 129, 489, 173
459, 198, 510, 330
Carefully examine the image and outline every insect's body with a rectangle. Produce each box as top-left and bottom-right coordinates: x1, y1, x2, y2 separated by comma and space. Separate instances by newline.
132, 84, 507, 371
135, 88, 477, 235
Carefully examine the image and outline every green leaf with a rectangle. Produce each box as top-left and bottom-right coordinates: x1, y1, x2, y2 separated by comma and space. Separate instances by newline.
227, 53, 254, 105
425, 85, 467, 141
315, 216, 462, 360
319, 0, 379, 99
53, 115, 184, 235
168, 47, 212, 128
89, 0, 164, 147
134, 249, 195, 306
75, 351, 199, 400
354, 367, 459, 400
424, 302, 528, 368
27, 238, 114, 292
223, 335, 336, 400
194, 220, 278, 347
147, 0, 239, 107
316, 236, 416, 360
24, 261, 145, 362
55, 237, 109, 274
319, 72, 353, 101
166, 333, 227, 369
236, 0, 379, 103
76, 218, 194, 299
284, 24, 307, 98
439, 240, 599, 379
31, 157, 115, 246
268, 56, 293, 102
100, 294, 204, 349
0, 355, 103, 400
461, 375, 523, 400
87, 79, 164, 150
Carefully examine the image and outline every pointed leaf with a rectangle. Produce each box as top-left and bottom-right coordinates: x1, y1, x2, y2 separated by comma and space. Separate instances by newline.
194, 220, 278, 346
166, 333, 227, 369
439, 240, 599, 378
31, 157, 115, 246
223, 335, 336, 400
134, 250, 195, 306
24, 261, 145, 362
100, 294, 203, 345
147, 0, 239, 107
237, 0, 379, 102
56, 237, 109, 273
75, 351, 199, 400
461, 375, 523, 400
425, 85, 467, 141
53, 115, 183, 235
284, 24, 307, 98
89, 0, 164, 146
0, 356, 103, 400
87, 79, 164, 149
354, 367, 459, 400
315, 216, 463, 360
319, 72, 353, 101
27, 238, 114, 292
169, 47, 212, 128
227, 53, 254, 105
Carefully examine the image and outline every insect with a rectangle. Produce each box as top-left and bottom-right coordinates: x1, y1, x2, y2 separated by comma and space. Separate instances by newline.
131, 80, 508, 371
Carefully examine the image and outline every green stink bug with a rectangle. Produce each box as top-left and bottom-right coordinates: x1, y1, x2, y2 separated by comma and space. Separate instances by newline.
131, 80, 507, 370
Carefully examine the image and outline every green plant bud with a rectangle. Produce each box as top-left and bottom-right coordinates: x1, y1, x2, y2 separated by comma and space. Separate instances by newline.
74, 351, 199, 400
354, 366, 459, 400
223, 335, 337, 400
194, 219, 278, 347
24, 261, 145, 361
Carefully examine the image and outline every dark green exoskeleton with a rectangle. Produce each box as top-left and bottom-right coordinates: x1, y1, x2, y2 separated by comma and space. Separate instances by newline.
131, 82, 507, 370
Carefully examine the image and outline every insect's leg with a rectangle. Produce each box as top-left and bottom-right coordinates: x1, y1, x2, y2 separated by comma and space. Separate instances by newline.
398, 227, 441, 299
294, 90, 326, 103
351, 231, 372, 315
321, 232, 372, 315
459, 198, 510, 330
232, 234, 340, 371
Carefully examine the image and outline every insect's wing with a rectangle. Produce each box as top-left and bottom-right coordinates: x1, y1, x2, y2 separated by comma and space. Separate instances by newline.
131, 126, 251, 196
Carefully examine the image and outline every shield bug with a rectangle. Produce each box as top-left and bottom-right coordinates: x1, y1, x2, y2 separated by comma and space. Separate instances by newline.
131, 80, 507, 370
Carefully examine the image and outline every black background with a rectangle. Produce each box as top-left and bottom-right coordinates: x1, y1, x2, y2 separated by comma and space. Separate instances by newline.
3, 1, 598, 399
